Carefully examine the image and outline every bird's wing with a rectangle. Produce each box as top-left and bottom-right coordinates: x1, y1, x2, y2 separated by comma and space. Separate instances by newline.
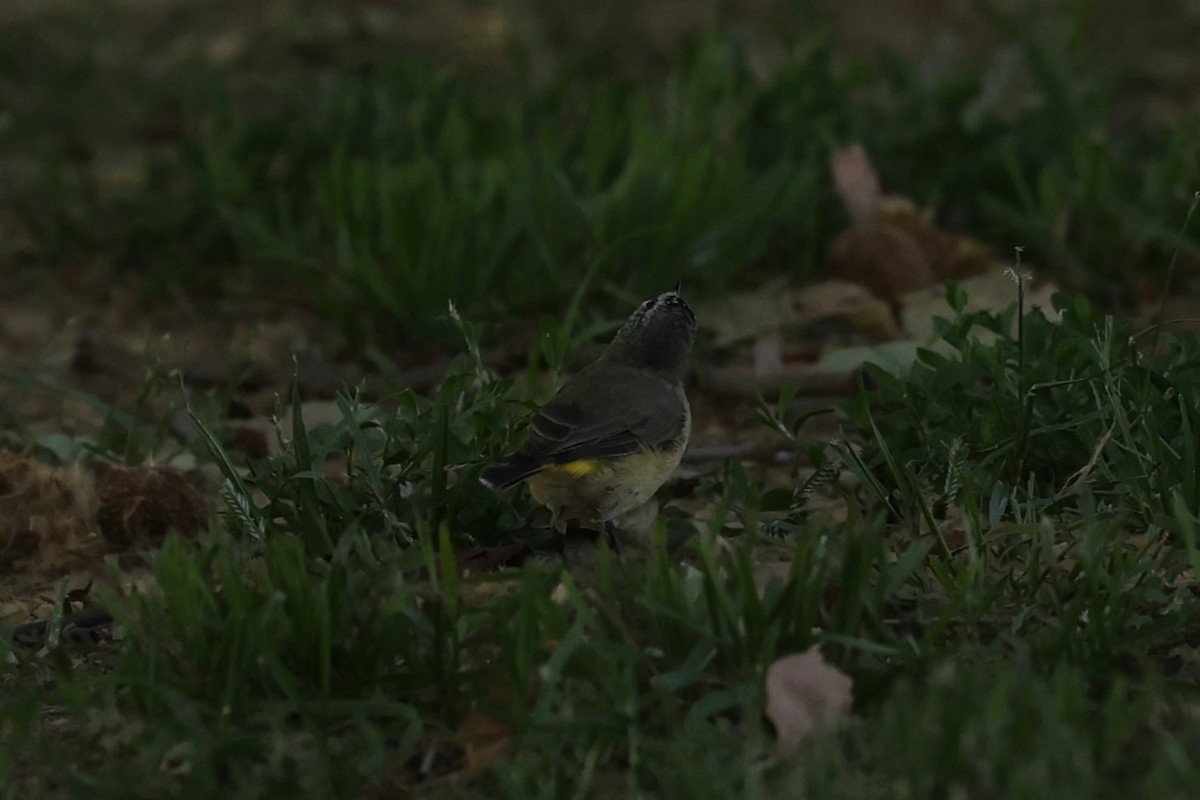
519, 364, 685, 465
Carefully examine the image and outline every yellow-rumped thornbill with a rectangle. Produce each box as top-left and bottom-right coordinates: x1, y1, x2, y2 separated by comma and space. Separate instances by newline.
481, 288, 696, 548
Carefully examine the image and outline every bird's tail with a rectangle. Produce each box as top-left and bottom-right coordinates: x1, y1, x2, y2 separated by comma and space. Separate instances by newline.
479, 459, 543, 489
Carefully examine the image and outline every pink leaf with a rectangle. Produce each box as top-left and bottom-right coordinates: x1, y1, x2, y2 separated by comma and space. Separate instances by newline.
765, 647, 853, 754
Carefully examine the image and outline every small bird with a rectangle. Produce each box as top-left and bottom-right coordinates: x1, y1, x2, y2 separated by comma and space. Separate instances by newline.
481, 288, 697, 548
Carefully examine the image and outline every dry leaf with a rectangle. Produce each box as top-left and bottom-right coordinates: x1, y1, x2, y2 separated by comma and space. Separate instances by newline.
697, 277, 794, 347
808, 339, 924, 376
457, 712, 514, 772
753, 327, 785, 376
881, 198, 991, 282
790, 280, 898, 343
753, 558, 792, 600
829, 213, 939, 304
827, 146, 991, 306
765, 647, 853, 754
225, 419, 275, 459
831, 144, 883, 226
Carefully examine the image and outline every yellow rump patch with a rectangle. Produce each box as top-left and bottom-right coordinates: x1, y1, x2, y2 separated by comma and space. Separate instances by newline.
547, 459, 600, 477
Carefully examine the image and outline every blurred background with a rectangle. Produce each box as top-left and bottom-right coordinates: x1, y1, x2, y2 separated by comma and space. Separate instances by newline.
2, 0, 1199, 349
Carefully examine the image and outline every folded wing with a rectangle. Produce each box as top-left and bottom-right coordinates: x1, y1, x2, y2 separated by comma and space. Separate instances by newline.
481, 363, 685, 488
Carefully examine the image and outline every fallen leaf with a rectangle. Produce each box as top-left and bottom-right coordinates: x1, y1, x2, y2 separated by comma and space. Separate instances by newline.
831, 144, 883, 225
457, 712, 514, 772
881, 198, 991, 282
790, 281, 899, 343
753, 327, 784, 376
765, 647, 853, 754
225, 419, 276, 459
827, 146, 991, 305
697, 277, 794, 347
828, 212, 939, 304
753, 558, 792, 600
808, 339, 925, 376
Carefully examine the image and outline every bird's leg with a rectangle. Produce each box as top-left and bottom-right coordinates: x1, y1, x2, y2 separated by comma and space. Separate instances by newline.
552, 511, 569, 567
602, 520, 631, 584
603, 520, 622, 557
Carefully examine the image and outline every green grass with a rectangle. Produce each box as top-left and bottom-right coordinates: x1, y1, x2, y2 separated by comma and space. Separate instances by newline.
166, 30, 1200, 343
7, 285, 1200, 796
6, 2, 1200, 797
5, 4, 1199, 342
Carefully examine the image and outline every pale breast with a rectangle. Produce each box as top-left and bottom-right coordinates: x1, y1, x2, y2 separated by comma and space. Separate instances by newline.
527, 389, 690, 526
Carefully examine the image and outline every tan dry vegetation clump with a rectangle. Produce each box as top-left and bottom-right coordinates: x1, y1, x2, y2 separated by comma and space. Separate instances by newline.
0, 451, 100, 573
0, 451, 207, 579
92, 462, 208, 548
